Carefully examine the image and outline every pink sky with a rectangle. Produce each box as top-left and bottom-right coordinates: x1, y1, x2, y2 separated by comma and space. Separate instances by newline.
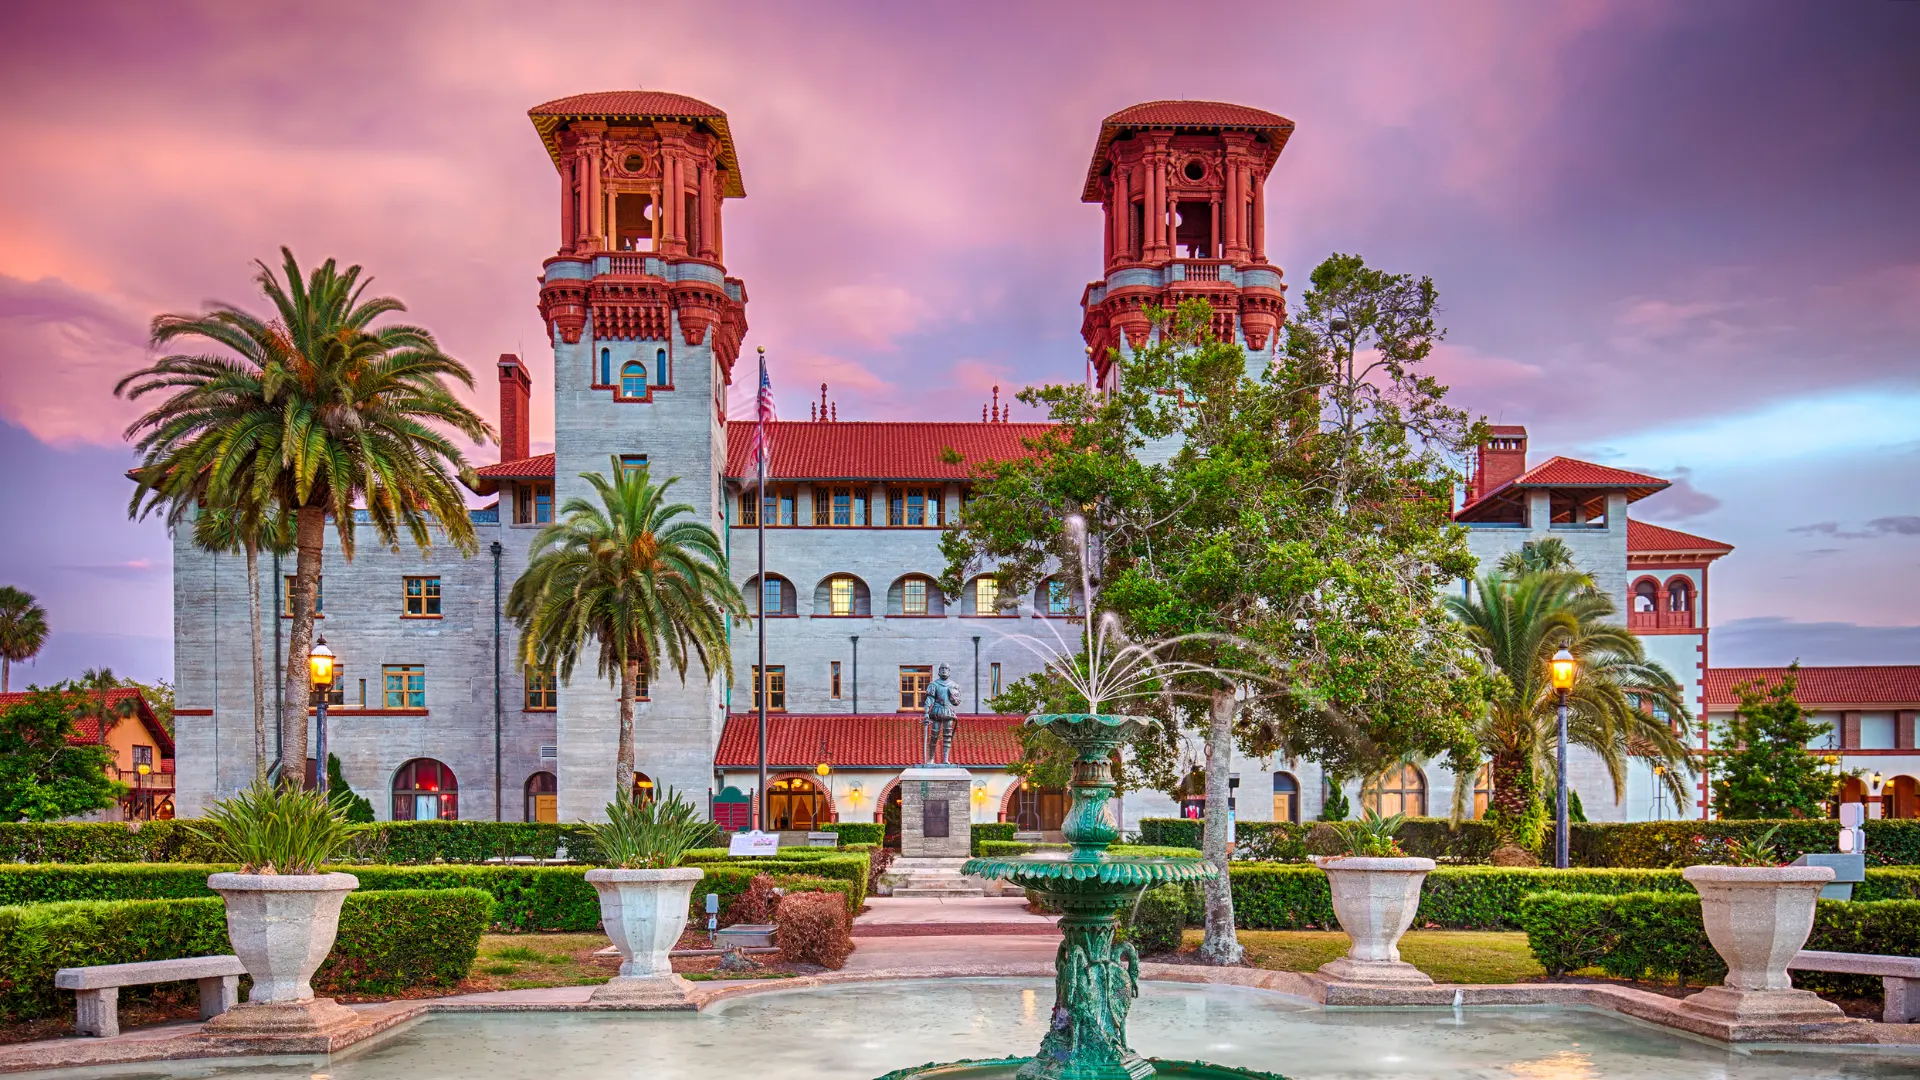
1, 0, 1915, 683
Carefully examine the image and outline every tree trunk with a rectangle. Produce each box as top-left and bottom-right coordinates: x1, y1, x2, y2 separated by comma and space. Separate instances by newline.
616, 656, 637, 801
2, 658, 8, 693
278, 506, 325, 787
1198, 687, 1242, 965
246, 540, 266, 779
1490, 748, 1532, 819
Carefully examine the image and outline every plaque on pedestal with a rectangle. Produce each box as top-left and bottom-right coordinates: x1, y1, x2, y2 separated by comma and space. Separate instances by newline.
899, 766, 971, 859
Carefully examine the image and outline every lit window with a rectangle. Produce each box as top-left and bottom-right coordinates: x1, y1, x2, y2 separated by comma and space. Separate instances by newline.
618, 454, 648, 481
392, 758, 457, 820
903, 578, 928, 615
830, 660, 842, 699
899, 665, 932, 711
525, 666, 557, 710
1365, 763, 1427, 817
383, 664, 426, 709
621, 361, 647, 397
975, 577, 999, 615
833, 488, 853, 525
752, 665, 786, 711
517, 483, 553, 524
282, 575, 322, 617
831, 576, 855, 616
132, 745, 153, 767
403, 576, 441, 617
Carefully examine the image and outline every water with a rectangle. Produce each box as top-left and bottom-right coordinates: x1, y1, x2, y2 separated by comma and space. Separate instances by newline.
24, 980, 1914, 1080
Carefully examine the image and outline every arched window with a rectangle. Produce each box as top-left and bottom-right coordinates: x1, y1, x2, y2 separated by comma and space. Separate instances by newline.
1471, 764, 1493, 819
749, 574, 795, 616
1271, 772, 1300, 824
1633, 579, 1659, 613
655, 348, 670, 387
599, 348, 611, 386
1666, 577, 1693, 613
1365, 763, 1426, 818
621, 361, 647, 398
632, 770, 655, 807
966, 575, 1007, 616
1036, 577, 1079, 616
393, 758, 458, 821
814, 574, 871, 616
524, 771, 556, 823
768, 776, 827, 830
888, 574, 945, 616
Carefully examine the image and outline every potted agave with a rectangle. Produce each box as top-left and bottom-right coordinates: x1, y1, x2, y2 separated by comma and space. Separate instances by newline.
584, 787, 714, 1006
1681, 825, 1845, 1026
1313, 811, 1435, 986
196, 779, 359, 1035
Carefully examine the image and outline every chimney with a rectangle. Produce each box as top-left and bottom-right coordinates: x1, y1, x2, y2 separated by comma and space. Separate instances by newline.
498, 354, 532, 462
1473, 426, 1528, 501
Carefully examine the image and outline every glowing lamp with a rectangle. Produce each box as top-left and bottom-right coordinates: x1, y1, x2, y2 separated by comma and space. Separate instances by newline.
1871, 771, 1883, 792
1549, 648, 1576, 693
815, 761, 831, 778
136, 764, 151, 777
972, 783, 989, 804
308, 638, 337, 689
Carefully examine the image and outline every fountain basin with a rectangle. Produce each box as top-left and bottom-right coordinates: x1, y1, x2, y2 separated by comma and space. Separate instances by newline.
877, 1057, 1288, 1079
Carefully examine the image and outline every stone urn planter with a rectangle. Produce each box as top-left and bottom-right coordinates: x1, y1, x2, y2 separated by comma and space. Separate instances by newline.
1314, 855, 1436, 986
1679, 864, 1846, 1028
585, 867, 705, 1007
202, 872, 359, 1034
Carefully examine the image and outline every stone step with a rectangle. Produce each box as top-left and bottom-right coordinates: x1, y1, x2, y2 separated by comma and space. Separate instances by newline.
892, 886, 986, 898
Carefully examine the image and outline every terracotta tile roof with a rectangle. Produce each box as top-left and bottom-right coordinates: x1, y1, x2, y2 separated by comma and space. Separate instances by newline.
1084, 100, 1296, 201
527, 91, 743, 197
723, 421, 1054, 481
1487, 425, 1528, 437
0, 687, 174, 756
1627, 519, 1735, 555
715, 713, 1026, 769
1456, 456, 1669, 521
1705, 667, 1920, 709
469, 453, 554, 496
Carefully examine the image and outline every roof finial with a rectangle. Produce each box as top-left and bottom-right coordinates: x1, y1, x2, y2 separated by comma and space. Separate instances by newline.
830, 402, 837, 422
992, 385, 1002, 423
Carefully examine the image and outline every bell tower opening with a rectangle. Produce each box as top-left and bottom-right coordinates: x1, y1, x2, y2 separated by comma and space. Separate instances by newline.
615, 193, 654, 252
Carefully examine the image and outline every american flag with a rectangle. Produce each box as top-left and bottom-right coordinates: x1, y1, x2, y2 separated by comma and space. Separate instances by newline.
745, 353, 775, 478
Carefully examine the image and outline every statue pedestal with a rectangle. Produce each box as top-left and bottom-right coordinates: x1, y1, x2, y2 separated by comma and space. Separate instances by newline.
899, 766, 972, 860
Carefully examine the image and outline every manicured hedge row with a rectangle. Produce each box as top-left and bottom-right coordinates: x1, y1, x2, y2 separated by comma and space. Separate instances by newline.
1137, 817, 1503, 863
0, 822, 221, 865
0, 820, 605, 866
1518, 891, 1920, 1003
820, 822, 884, 846
684, 848, 871, 913
0, 888, 488, 1022
1231, 866, 1705, 932
972, 823, 1016, 854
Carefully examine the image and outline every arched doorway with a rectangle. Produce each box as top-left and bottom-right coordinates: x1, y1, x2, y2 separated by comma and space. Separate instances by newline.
393, 758, 458, 820
883, 784, 902, 850
767, 776, 828, 831
524, 771, 556, 822
632, 770, 656, 806
1008, 780, 1068, 834
1271, 772, 1300, 824
1839, 775, 1867, 809
1887, 775, 1920, 820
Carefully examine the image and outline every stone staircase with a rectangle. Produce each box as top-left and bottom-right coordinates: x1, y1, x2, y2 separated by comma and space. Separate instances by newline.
886, 856, 987, 898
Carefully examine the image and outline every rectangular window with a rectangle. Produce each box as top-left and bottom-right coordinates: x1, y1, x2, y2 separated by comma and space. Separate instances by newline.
990, 662, 1003, 698
618, 454, 648, 481
1047, 580, 1072, 615
320, 665, 346, 706
831, 488, 852, 525
888, 487, 942, 527
746, 485, 796, 526
830, 576, 855, 616
633, 663, 650, 701
403, 576, 442, 617
830, 660, 842, 699
357, 678, 367, 707
975, 577, 999, 615
752, 665, 786, 712
132, 745, 153, 767
282, 575, 322, 617
903, 578, 928, 615
382, 664, 425, 709
740, 489, 757, 527
813, 487, 830, 525
899, 665, 932, 711
525, 666, 558, 710
762, 577, 785, 616
517, 483, 553, 524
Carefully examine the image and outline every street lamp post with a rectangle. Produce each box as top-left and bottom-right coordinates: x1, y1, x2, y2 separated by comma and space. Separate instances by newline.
309, 637, 336, 796
136, 762, 151, 820
1550, 647, 1577, 869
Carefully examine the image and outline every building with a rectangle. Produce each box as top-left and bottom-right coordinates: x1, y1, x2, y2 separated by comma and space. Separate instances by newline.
1704, 667, 1920, 820
0, 687, 175, 820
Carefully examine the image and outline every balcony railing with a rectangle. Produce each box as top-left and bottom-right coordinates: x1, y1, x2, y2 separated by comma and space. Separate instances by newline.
1171, 259, 1227, 282
1629, 610, 1695, 630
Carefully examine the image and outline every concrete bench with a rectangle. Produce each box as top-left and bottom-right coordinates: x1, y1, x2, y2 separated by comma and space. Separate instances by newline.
54, 955, 245, 1037
1790, 949, 1920, 1024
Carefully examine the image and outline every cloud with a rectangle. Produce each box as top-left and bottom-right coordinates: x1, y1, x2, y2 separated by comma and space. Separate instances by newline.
50, 559, 161, 581
1713, 617, 1920, 668
1788, 517, 1920, 541
0, 275, 151, 446
1625, 465, 1720, 523
1867, 515, 1920, 536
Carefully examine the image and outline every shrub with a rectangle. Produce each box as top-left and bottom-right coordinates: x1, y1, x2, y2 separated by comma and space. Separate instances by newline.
775, 890, 853, 969
821, 822, 883, 846
340, 821, 601, 864
1122, 884, 1188, 955
197, 779, 350, 873
683, 849, 870, 912
724, 874, 780, 926
591, 788, 717, 869
971, 822, 1016, 854
1570, 819, 1920, 869
0, 888, 489, 1021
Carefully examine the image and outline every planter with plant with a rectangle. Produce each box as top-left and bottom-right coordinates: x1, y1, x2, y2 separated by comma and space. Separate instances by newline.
1312, 811, 1436, 986
195, 779, 360, 1034
583, 788, 714, 1006
1679, 824, 1846, 1028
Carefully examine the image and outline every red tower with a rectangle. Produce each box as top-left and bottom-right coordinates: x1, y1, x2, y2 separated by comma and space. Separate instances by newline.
1079, 101, 1295, 388
529, 91, 749, 378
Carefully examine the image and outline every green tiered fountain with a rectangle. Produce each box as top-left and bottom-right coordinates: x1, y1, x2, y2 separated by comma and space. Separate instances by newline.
877, 712, 1287, 1080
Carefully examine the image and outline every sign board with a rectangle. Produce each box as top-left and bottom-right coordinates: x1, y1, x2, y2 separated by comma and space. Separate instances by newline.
728, 830, 782, 857
924, 799, 950, 839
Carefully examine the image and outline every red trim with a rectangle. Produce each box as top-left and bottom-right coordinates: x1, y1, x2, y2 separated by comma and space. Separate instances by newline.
174, 708, 213, 716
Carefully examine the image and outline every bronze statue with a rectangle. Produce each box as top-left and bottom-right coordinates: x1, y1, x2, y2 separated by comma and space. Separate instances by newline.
922, 662, 961, 764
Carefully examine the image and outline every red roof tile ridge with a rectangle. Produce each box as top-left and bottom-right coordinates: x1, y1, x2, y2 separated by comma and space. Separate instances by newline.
1627, 518, 1734, 552
529, 90, 726, 118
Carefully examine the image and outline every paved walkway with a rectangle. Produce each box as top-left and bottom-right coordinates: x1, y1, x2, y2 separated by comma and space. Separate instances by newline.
855, 896, 1058, 936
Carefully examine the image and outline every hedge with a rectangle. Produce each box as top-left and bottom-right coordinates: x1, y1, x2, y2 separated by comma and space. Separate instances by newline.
975, 841, 1203, 860
0, 888, 487, 1022
1231, 866, 1723, 932
820, 822, 883, 846
1518, 891, 1920, 1004
972, 823, 1016, 854
1118, 884, 1187, 955
684, 848, 871, 913
1136, 817, 1501, 863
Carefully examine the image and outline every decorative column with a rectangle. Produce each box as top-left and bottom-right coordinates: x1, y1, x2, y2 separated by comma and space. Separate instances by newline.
559, 155, 576, 250
1251, 166, 1266, 261
1223, 158, 1240, 259
1112, 166, 1129, 262
578, 124, 606, 251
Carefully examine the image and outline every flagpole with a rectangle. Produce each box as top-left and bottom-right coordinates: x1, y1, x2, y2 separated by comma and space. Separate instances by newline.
755, 346, 768, 832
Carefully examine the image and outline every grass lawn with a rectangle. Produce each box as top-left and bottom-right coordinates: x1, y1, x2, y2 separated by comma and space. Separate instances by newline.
1182, 929, 1546, 984
466, 933, 618, 991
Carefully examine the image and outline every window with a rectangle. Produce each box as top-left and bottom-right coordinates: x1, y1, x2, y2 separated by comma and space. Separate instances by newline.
525, 666, 558, 710
768, 776, 827, 831
899, 665, 932, 711
403, 576, 441, 617
756, 574, 793, 616
902, 578, 928, 615
974, 576, 1000, 615
383, 664, 425, 709
815, 486, 868, 526
1047, 579, 1073, 615
888, 486, 943, 527
1471, 764, 1493, 819
318, 666, 345, 705
620, 361, 647, 398
990, 662, 1002, 697
517, 483, 553, 524
741, 486, 796, 526
356, 678, 366, 707
632, 771, 656, 805
1365, 763, 1427, 817
282, 575, 322, 617
599, 348, 612, 386
1013, 782, 1068, 831
132, 745, 154, 768
830, 660, 842, 700
618, 454, 648, 481
831, 576, 855, 616
1272, 772, 1300, 824
525, 771, 557, 823
392, 758, 457, 820
655, 347, 670, 387
752, 665, 786, 712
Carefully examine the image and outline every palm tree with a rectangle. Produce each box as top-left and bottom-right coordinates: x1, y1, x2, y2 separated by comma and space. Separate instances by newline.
192, 507, 293, 777
118, 248, 491, 781
509, 460, 747, 798
1495, 536, 1585, 580
0, 587, 49, 693
1446, 570, 1692, 840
